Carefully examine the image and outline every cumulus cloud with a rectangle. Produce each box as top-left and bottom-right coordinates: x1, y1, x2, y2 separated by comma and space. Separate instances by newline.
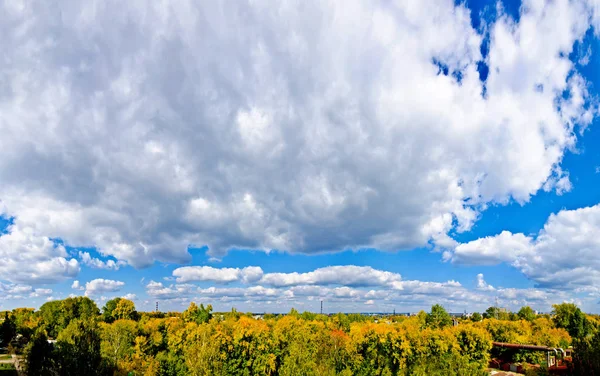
147, 262, 586, 311
146, 281, 197, 300
121, 293, 137, 301
173, 266, 264, 284
476, 274, 495, 291
0, 0, 597, 276
79, 252, 127, 270
448, 231, 534, 265
71, 280, 84, 290
85, 279, 125, 296
450, 204, 600, 290
31, 288, 53, 297
0, 282, 52, 300
171, 265, 402, 287
157, 263, 599, 310
0, 225, 79, 284
259, 266, 402, 287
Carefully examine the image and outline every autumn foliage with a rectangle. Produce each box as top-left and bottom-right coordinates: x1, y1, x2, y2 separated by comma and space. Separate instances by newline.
1, 299, 595, 375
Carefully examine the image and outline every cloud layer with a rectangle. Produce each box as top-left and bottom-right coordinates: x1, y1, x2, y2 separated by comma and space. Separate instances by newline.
0, 0, 598, 286
145, 265, 577, 312
1, 0, 600, 314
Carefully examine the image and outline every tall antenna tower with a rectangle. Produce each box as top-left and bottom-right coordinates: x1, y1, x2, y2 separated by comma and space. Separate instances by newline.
156, 301, 159, 312
495, 297, 499, 319
320, 300, 323, 315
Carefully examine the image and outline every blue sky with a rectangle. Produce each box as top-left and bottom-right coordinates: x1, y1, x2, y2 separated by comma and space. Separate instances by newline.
3, 0, 600, 313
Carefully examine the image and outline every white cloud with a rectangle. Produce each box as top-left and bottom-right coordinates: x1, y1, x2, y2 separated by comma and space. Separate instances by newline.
0, 225, 79, 284
448, 231, 534, 265
172, 265, 402, 288
147, 263, 592, 312
85, 279, 125, 296
450, 203, 600, 290
0, 282, 53, 300
79, 251, 127, 270
33, 288, 53, 296
121, 293, 137, 301
260, 266, 402, 287
476, 274, 495, 291
173, 266, 264, 284
146, 280, 197, 300
0, 0, 596, 273
71, 280, 84, 290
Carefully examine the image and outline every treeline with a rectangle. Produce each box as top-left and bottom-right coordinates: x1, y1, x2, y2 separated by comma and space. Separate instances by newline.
0, 298, 599, 375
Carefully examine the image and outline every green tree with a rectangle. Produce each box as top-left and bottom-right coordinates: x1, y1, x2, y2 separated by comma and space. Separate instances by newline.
416, 310, 428, 328
24, 329, 56, 375
471, 312, 482, 322
483, 306, 509, 320
11, 308, 36, 340
517, 306, 536, 321
288, 308, 300, 318
182, 302, 212, 324
426, 304, 452, 329
572, 328, 600, 375
333, 313, 351, 332
101, 297, 122, 323
59, 297, 100, 330
39, 300, 63, 338
552, 303, 590, 338
0, 312, 16, 346
100, 319, 137, 367
113, 299, 137, 321
55, 319, 111, 376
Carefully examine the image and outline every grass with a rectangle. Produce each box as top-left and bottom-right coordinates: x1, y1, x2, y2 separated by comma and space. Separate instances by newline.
0, 362, 15, 375
0, 355, 11, 360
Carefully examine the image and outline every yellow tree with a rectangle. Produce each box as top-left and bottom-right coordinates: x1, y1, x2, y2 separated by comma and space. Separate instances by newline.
114, 299, 137, 321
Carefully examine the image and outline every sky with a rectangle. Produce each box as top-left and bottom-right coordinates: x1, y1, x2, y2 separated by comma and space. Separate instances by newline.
2, 0, 600, 314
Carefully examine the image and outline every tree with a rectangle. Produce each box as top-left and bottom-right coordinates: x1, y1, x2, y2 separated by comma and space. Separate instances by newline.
100, 319, 137, 367
426, 304, 452, 329
471, 312, 482, 322
416, 310, 428, 328
483, 306, 509, 320
517, 306, 536, 321
39, 301, 63, 338
55, 319, 111, 376
288, 308, 300, 318
552, 303, 590, 338
0, 312, 16, 346
101, 298, 122, 323
113, 299, 137, 321
572, 328, 600, 375
59, 297, 100, 330
24, 330, 56, 375
182, 302, 212, 324
11, 308, 37, 340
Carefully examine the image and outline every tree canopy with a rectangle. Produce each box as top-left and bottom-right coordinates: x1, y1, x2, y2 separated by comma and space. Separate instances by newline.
426, 304, 452, 329
517, 306, 536, 321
